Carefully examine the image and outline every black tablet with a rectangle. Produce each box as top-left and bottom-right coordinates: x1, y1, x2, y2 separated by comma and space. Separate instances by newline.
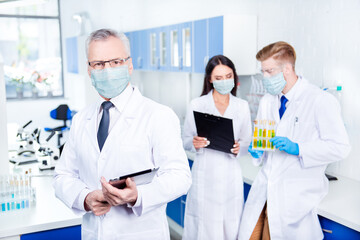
109, 167, 159, 189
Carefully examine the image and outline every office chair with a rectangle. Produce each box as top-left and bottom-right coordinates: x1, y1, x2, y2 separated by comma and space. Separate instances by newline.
44, 104, 74, 154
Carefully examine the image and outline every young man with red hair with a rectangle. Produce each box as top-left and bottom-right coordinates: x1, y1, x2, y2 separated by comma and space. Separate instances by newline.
238, 41, 350, 240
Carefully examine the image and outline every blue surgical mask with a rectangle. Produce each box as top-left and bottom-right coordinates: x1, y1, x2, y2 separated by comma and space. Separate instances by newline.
213, 79, 235, 95
262, 72, 286, 95
91, 65, 130, 99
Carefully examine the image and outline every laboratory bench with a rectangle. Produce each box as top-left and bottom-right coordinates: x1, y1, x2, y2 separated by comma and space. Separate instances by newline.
0, 163, 82, 240
166, 152, 360, 239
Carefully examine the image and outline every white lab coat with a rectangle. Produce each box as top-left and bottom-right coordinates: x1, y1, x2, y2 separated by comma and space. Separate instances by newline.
238, 77, 351, 240
53, 86, 192, 240
182, 91, 252, 240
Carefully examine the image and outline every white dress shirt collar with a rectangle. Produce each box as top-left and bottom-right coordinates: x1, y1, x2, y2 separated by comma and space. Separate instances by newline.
279, 75, 302, 103
98, 83, 134, 113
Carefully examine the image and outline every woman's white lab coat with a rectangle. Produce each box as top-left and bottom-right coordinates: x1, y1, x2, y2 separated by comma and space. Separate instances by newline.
182, 91, 252, 240
53, 87, 192, 240
238, 77, 351, 240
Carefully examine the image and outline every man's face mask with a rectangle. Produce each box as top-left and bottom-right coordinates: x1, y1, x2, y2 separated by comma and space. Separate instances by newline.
91, 65, 130, 99
262, 72, 286, 95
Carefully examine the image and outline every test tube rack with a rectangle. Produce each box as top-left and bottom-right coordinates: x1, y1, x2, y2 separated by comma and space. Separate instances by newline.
0, 171, 36, 213
252, 119, 276, 151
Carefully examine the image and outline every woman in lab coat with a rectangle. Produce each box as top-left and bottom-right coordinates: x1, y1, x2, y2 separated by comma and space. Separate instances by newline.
182, 55, 252, 240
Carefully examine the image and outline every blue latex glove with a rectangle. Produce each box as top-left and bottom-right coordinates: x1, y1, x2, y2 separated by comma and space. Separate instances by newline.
270, 136, 299, 155
248, 142, 264, 159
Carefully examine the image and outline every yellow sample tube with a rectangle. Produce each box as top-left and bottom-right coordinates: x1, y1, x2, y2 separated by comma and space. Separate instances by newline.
254, 120, 258, 137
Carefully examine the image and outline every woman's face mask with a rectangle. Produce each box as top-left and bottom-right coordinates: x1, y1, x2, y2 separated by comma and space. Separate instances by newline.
91, 65, 130, 99
213, 79, 235, 95
262, 72, 286, 95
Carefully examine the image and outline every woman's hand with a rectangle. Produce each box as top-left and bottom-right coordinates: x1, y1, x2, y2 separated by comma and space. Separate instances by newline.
193, 136, 210, 150
231, 141, 240, 155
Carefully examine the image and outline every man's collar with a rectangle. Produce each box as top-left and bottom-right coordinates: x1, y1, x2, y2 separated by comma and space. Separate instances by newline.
280, 76, 301, 102
98, 83, 133, 113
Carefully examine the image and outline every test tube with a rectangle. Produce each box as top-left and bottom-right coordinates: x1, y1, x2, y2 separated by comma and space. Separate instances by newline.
9, 177, 14, 211
5, 176, 10, 211
24, 171, 30, 208
267, 120, 271, 139
30, 187, 36, 207
271, 121, 276, 149
263, 120, 267, 138
254, 120, 258, 137
15, 175, 21, 210
259, 120, 263, 138
253, 120, 258, 149
0, 176, 5, 212
258, 137, 262, 148
253, 139, 257, 149
271, 121, 276, 138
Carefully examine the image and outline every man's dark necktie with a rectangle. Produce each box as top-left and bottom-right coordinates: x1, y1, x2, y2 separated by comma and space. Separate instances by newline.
97, 101, 114, 151
279, 95, 288, 119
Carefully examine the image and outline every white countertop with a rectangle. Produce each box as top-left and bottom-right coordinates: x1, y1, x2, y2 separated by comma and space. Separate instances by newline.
0, 163, 82, 238
187, 151, 360, 232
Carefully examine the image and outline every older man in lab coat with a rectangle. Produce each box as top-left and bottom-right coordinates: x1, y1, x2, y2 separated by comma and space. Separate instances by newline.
238, 41, 351, 240
53, 29, 192, 240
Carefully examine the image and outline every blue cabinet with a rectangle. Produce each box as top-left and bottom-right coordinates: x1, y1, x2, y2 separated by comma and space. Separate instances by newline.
126, 30, 149, 70
147, 26, 170, 71
180, 193, 187, 227
166, 195, 182, 226
208, 16, 223, 63
319, 216, 360, 240
159, 26, 170, 71
244, 182, 251, 201
126, 15, 256, 74
21, 225, 81, 240
193, 19, 207, 73
194, 15, 257, 75
148, 28, 159, 71
125, 32, 137, 69
169, 22, 192, 72
167, 159, 193, 227
139, 30, 150, 70
193, 16, 223, 73
179, 22, 193, 72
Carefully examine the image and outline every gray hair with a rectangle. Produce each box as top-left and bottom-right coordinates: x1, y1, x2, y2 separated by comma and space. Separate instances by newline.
85, 28, 131, 58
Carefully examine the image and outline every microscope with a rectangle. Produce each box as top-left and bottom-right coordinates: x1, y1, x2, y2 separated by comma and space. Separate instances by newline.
9, 121, 39, 165
38, 131, 60, 171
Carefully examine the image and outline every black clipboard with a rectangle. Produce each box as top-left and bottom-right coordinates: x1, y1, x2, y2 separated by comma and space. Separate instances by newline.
193, 111, 235, 154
